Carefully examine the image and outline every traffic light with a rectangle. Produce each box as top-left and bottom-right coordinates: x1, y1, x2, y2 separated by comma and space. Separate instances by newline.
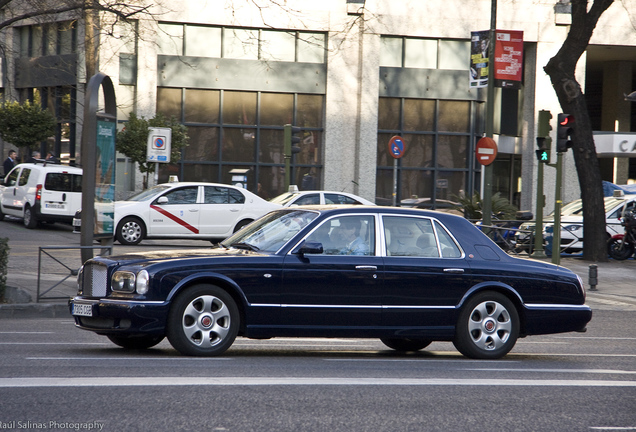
284, 124, 302, 157
557, 113, 574, 153
536, 110, 552, 163
536, 137, 550, 163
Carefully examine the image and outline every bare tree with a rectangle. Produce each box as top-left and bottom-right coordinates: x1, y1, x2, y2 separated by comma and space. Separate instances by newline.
544, 0, 616, 262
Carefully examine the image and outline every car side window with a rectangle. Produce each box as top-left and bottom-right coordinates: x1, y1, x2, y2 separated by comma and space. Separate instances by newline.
4, 168, 19, 186
383, 216, 439, 257
163, 187, 198, 204
18, 168, 31, 186
294, 194, 320, 205
318, 215, 374, 255
204, 186, 228, 204
434, 220, 462, 258
326, 193, 360, 205
229, 188, 245, 204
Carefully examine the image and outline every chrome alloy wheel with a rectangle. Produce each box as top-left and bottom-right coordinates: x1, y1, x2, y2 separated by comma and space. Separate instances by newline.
121, 220, 142, 244
467, 300, 512, 351
181, 295, 232, 349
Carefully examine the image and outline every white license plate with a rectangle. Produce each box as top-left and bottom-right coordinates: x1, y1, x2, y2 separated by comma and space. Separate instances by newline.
45, 203, 65, 209
72, 303, 93, 317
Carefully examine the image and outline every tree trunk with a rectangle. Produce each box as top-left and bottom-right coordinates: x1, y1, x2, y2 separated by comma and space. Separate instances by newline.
544, 0, 614, 262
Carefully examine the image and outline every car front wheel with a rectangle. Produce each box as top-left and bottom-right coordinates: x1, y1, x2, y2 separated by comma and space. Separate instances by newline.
380, 338, 432, 352
116, 217, 146, 245
453, 291, 519, 359
167, 284, 239, 356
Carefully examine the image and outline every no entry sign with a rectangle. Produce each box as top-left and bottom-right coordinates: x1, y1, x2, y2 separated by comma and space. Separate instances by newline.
475, 137, 498, 166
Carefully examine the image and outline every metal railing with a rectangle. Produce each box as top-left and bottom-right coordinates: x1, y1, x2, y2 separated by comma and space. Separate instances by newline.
36, 245, 112, 302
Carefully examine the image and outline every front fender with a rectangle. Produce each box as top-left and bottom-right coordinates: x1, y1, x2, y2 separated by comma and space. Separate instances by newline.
164, 272, 249, 307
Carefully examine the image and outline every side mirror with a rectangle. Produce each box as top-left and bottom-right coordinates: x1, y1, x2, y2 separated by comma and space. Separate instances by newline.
296, 241, 323, 256
157, 196, 169, 205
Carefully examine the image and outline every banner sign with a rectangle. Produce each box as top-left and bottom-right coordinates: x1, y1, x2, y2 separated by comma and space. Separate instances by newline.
494, 30, 523, 89
470, 31, 489, 88
470, 30, 524, 89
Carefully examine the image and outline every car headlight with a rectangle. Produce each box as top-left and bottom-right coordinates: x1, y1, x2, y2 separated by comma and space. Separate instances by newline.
136, 270, 149, 295
563, 224, 582, 232
112, 269, 150, 294
112, 271, 136, 293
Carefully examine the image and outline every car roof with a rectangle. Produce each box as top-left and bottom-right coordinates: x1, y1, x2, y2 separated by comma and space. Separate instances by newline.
15, 163, 82, 173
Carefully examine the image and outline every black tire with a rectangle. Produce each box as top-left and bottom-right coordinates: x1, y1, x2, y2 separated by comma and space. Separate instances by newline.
167, 284, 239, 356
116, 216, 146, 245
107, 335, 164, 349
380, 338, 432, 352
233, 219, 253, 233
453, 291, 519, 359
23, 205, 38, 229
0, 206, 4, 222
607, 238, 634, 261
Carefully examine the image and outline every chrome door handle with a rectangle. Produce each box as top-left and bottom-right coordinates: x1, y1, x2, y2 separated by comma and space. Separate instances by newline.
356, 265, 377, 271
443, 268, 464, 274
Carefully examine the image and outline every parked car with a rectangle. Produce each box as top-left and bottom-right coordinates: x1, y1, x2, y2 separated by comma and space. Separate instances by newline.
270, 190, 376, 207
70, 205, 591, 360
514, 195, 636, 255
0, 162, 83, 228
105, 182, 281, 245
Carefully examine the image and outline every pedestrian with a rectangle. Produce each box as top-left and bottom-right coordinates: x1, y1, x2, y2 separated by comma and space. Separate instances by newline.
3, 149, 17, 175
46, 151, 59, 164
27, 151, 41, 163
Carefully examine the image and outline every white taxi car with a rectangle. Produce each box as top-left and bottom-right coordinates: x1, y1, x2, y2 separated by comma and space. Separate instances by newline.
113, 182, 281, 245
270, 190, 375, 207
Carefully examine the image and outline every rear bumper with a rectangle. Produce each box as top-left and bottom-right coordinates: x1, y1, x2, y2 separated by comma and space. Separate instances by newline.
522, 304, 592, 335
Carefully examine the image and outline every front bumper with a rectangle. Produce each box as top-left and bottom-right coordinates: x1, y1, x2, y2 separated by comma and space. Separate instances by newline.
69, 297, 169, 336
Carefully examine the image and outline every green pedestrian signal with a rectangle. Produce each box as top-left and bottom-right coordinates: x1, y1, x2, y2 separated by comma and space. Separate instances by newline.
536, 137, 550, 164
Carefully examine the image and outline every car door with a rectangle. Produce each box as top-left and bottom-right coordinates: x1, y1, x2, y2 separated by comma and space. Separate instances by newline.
148, 186, 201, 236
199, 186, 247, 236
1, 167, 22, 216
381, 215, 473, 330
279, 214, 383, 328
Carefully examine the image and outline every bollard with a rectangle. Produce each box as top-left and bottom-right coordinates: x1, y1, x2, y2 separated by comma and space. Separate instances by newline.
589, 264, 598, 291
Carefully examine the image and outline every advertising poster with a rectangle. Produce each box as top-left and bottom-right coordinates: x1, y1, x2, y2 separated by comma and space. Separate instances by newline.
494, 30, 524, 89
94, 117, 116, 237
470, 30, 490, 88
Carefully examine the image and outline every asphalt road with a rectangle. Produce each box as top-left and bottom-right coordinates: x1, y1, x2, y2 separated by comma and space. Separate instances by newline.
0, 310, 635, 432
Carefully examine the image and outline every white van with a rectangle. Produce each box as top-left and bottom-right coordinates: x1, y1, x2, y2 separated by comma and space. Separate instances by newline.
0, 162, 83, 228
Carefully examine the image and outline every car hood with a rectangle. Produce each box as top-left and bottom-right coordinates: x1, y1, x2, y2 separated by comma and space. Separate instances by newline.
94, 247, 267, 266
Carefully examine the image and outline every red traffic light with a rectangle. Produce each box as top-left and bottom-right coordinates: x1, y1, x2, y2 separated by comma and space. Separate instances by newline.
559, 114, 574, 126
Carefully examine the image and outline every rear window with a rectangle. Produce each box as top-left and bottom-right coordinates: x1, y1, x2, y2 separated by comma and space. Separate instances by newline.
44, 173, 82, 192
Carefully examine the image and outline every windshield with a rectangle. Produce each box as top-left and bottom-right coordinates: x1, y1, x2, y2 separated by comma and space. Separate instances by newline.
269, 192, 299, 206
221, 209, 319, 253
124, 185, 172, 201
547, 197, 628, 218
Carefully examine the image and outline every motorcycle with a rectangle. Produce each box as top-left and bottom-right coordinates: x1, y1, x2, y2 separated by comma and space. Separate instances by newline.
607, 208, 636, 260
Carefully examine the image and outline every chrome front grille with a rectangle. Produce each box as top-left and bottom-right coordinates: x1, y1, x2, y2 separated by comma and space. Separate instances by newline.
83, 263, 108, 297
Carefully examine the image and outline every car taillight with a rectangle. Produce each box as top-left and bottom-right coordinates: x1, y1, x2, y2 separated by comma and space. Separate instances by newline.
35, 184, 42, 201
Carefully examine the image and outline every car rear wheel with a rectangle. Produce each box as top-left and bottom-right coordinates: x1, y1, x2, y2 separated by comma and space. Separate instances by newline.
23, 205, 38, 229
167, 284, 239, 356
453, 291, 519, 359
116, 216, 146, 245
107, 335, 164, 349
380, 338, 432, 352
233, 219, 253, 233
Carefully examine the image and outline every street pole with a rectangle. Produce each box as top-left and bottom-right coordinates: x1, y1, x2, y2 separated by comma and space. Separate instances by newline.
531, 161, 547, 258
482, 0, 497, 228
552, 152, 563, 265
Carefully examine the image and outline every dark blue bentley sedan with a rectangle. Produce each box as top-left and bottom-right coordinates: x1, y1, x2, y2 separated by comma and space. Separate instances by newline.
70, 206, 592, 359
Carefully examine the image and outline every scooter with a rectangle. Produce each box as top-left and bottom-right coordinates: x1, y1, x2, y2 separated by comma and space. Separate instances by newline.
607, 208, 636, 260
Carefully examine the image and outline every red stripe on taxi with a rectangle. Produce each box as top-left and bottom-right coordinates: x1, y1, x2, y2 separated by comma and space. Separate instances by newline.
149, 205, 199, 234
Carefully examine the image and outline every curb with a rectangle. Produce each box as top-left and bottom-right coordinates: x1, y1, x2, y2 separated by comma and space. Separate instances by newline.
0, 302, 70, 319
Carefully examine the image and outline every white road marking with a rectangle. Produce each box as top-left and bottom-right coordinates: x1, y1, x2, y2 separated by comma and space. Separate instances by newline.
0, 377, 634, 388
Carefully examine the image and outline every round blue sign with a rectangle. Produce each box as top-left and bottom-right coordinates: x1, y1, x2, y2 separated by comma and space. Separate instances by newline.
389, 136, 405, 159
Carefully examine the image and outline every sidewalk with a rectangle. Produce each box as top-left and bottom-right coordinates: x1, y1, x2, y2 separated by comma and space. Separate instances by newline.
1, 255, 634, 318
